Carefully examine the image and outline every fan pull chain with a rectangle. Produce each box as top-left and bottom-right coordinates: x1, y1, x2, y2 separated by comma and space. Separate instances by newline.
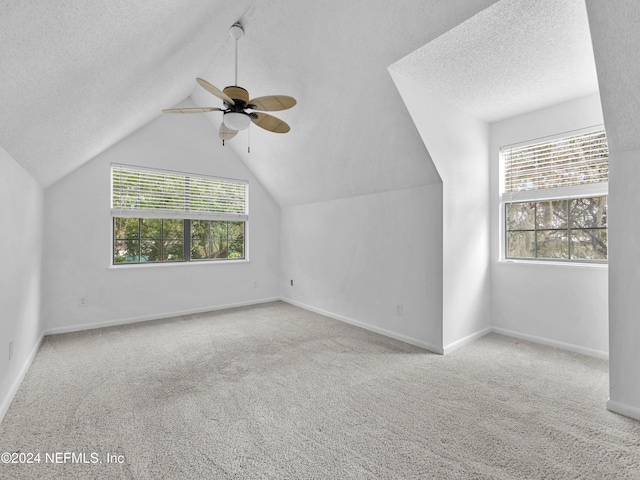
248, 125, 251, 153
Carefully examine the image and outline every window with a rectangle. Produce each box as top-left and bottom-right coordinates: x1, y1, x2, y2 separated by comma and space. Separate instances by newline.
111, 165, 248, 265
191, 220, 245, 260
114, 218, 185, 263
501, 128, 608, 262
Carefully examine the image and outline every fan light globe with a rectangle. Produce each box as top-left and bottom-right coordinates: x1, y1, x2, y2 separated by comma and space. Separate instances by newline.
223, 112, 251, 131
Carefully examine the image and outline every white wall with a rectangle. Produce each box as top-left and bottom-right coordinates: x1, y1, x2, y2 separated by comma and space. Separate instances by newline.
41, 105, 281, 333
281, 184, 443, 352
607, 149, 640, 418
490, 94, 609, 358
586, 0, 640, 421
0, 146, 43, 421
389, 71, 491, 352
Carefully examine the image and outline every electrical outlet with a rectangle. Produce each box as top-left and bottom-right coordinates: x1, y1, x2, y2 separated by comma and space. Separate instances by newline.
78, 296, 88, 308
396, 304, 403, 316
9, 340, 13, 361
253, 281, 258, 288
290, 279, 294, 286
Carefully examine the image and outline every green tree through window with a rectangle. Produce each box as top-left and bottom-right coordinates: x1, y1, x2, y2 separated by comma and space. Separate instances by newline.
506, 197, 607, 260
114, 218, 243, 264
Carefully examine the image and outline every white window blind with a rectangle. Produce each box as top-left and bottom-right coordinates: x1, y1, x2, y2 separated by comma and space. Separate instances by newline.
111, 165, 248, 221
502, 129, 609, 194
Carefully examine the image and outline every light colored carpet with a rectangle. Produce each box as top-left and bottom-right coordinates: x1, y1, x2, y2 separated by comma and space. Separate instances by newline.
1, 301, 639, 479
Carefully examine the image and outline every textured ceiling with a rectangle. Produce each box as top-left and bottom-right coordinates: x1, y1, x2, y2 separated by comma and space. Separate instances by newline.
390, 0, 600, 123
1, 0, 603, 206
0, 0, 252, 187
0, 0, 497, 203
188, 0, 500, 206
585, 0, 640, 153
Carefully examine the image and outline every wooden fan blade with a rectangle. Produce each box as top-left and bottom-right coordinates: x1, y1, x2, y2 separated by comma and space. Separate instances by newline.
251, 112, 290, 133
219, 122, 238, 140
162, 107, 223, 114
196, 78, 235, 105
249, 95, 297, 111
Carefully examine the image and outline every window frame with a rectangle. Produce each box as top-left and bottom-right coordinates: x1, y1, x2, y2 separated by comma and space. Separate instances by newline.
499, 126, 608, 264
504, 194, 608, 263
110, 164, 249, 266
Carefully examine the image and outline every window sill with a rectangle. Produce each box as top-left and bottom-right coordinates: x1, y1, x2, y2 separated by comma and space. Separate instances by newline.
498, 259, 607, 269
108, 259, 250, 269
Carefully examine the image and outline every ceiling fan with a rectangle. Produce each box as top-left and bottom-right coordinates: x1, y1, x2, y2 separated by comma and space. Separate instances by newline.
162, 23, 296, 144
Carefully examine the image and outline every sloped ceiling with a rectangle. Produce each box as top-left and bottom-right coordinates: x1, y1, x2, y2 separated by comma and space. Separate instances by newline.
189, 0, 501, 206
389, 0, 600, 123
0, 0, 498, 205
0, 0, 252, 187
1, 0, 600, 206
585, 0, 640, 154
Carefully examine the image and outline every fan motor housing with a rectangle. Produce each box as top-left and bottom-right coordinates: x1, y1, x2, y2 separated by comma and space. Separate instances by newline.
223, 86, 249, 106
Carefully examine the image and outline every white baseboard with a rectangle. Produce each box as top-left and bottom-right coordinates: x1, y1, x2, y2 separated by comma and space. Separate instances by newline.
443, 327, 491, 355
607, 399, 640, 421
491, 326, 609, 360
280, 297, 444, 354
44, 297, 281, 336
0, 332, 44, 425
